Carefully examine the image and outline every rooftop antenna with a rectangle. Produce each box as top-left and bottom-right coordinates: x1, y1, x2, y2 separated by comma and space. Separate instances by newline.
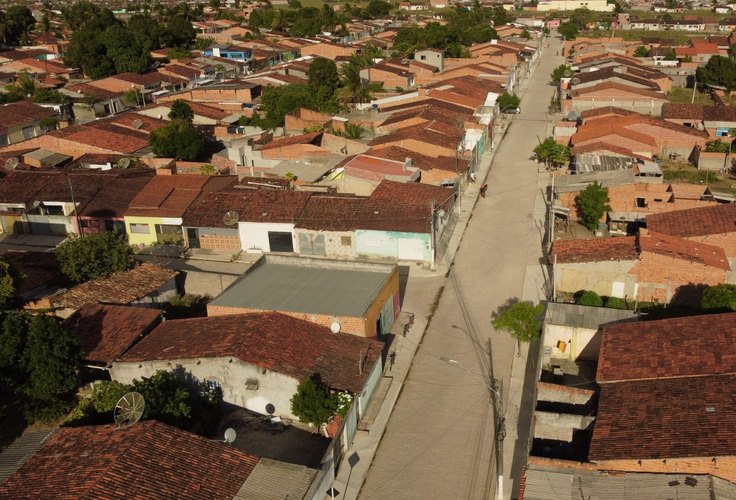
114, 392, 145, 427
223, 211, 240, 226
223, 428, 237, 445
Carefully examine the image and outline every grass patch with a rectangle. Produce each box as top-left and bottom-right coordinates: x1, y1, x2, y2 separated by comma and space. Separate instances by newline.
661, 161, 736, 194
667, 86, 714, 106
580, 29, 697, 44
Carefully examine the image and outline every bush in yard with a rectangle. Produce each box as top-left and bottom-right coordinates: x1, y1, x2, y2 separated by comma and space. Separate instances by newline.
491, 299, 544, 343
577, 290, 603, 307
290, 373, 339, 428
701, 284, 736, 311
0, 255, 23, 308
167, 99, 194, 122
55, 232, 135, 283
149, 120, 204, 160
604, 296, 628, 309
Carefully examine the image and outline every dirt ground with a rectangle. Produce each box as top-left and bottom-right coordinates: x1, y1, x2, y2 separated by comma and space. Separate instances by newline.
216, 408, 329, 468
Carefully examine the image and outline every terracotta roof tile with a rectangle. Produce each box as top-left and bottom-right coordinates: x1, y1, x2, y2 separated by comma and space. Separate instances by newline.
570, 82, 667, 100
63, 304, 163, 365
646, 203, 736, 238
259, 131, 322, 151
661, 102, 706, 120
0, 101, 56, 130
183, 188, 311, 227
125, 175, 237, 218
0, 421, 259, 499
550, 236, 638, 264
589, 374, 736, 461
49, 263, 178, 310
367, 145, 468, 172
639, 230, 730, 270
597, 312, 736, 383
120, 312, 383, 393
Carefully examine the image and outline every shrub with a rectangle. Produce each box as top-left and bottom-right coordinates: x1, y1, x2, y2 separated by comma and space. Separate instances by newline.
604, 296, 628, 309
576, 290, 603, 307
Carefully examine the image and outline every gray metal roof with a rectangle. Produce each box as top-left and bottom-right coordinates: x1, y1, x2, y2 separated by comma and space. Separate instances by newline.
0, 428, 57, 485
545, 302, 638, 331
522, 465, 716, 500
211, 254, 396, 317
235, 458, 317, 500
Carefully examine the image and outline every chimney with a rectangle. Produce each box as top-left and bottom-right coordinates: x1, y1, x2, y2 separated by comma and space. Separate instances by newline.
404, 157, 412, 171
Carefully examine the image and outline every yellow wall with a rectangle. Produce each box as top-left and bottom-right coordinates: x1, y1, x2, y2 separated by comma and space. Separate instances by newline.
124, 216, 163, 246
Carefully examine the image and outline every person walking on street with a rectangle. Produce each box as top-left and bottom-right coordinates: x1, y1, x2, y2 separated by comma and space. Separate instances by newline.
480, 183, 488, 197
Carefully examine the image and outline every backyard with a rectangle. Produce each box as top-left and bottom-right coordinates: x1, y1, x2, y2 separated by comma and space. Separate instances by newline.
661, 160, 736, 195
667, 86, 714, 106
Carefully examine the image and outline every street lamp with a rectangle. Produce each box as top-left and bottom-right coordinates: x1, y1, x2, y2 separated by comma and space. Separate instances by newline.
439, 357, 505, 500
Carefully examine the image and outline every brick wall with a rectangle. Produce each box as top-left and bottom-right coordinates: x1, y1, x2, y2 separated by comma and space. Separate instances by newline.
207, 304, 370, 337
198, 234, 241, 250
632, 251, 727, 303
0, 134, 116, 159
594, 456, 736, 483
300, 44, 356, 60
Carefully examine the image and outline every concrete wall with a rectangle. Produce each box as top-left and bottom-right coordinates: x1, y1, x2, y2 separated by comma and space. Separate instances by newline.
124, 215, 164, 246
564, 98, 665, 116
356, 230, 432, 263
110, 358, 300, 419
238, 221, 296, 253
592, 456, 736, 484
632, 251, 727, 303
294, 228, 358, 260
554, 259, 638, 299
544, 324, 601, 361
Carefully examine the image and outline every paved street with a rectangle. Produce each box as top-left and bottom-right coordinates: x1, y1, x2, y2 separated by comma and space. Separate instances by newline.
358, 37, 564, 500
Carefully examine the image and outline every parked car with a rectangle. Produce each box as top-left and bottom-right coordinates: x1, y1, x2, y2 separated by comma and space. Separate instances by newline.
503, 107, 521, 114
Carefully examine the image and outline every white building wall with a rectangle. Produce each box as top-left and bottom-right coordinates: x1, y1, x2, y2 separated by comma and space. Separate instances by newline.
110, 357, 301, 420
238, 221, 296, 253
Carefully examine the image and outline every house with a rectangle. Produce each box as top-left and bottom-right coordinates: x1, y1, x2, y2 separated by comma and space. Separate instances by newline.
111, 312, 383, 421
542, 302, 638, 362
207, 254, 400, 337
361, 63, 415, 90
124, 175, 238, 247
0, 421, 313, 499
663, 104, 736, 139
365, 145, 470, 186
335, 152, 420, 193
562, 82, 669, 116
0, 169, 154, 237
646, 203, 736, 261
0, 101, 58, 146
63, 304, 163, 369
536, 0, 614, 11
28, 262, 179, 318
300, 41, 357, 60
550, 229, 731, 304
588, 313, 736, 482
137, 100, 238, 126
182, 187, 312, 253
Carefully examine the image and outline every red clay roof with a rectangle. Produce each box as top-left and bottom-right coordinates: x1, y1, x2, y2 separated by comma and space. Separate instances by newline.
63, 304, 162, 365
639, 230, 730, 270
125, 175, 237, 218
661, 102, 706, 120
0, 421, 259, 499
0, 101, 56, 131
259, 131, 323, 151
367, 145, 468, 172
550, 236, 638, 264
119, 312, 383, 393
597, 312, 736, 383
646, 203, 736, 238
48, 263, 178, 310
570, 82, 667, 100
589, 374, 736, 461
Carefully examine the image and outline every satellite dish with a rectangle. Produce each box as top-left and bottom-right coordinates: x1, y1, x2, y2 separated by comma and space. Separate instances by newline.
132, 119, 144, 130
563, 69, 573, 78
223, 211, 239, 226
5, 157, 19, 170
223, 428, 237, 444
570, 77, 580, 85
116, 157, 131, 169
114, 392, 145, 427
330, 321, 341, 334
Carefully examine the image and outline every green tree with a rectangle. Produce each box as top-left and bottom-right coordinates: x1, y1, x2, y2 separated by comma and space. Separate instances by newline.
2, 6, 36, 45
497, 92, 520, 111
22, 315, 82, 403
163, 15, 197, 48
167, 47, 193, 59
168, 99, 194, 122
0, 255, 22, 308
704, 139, 730, 153
0, 312, 29, 389
101, 24, 151, 74
696, 55, 736, 91
576, 182, 611, 230
308, 57, 340, 95
701, 284, 736, 311
32, 87, 67, 104
290, 374, 338, 427
55, 232, 135, 283
365, 0, 392, 18
491, 299, 544, 343
342, 123, 364, 139
260, 84, 316, 128
132, 370, 193, 428
149, 120, 205, 160
577, 290, 604, 307
91, 380, 133, 413
634, 46, 649, 57
533, 137, 570, 168
193, 36, 217, 50
550, 64, 572, 83
558, 21, 578, 40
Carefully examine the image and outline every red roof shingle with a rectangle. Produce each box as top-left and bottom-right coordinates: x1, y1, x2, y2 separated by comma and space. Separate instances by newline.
63, 304, 163, 365
0, 421, 259, 499
120, 312, 383, 393
550, 236, 639, 264
646, 203, 736, 238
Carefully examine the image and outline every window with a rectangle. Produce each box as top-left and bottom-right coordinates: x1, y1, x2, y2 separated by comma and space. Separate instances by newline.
420, 55, 426, 60
129, 223, 150, 234
341, 236, 352, 247
205, 379, 221, 390
636, 197, 647, 208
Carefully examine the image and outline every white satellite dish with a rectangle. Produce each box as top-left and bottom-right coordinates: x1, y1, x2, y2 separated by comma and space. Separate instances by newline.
5, 157, 19, 170
330, 321, 341, 334
116, 157, 131, 169
570, 77, 580, 85
223, 211, 240, 226
114, 392, 145, 427
563, 69, 573, 78
223, 428, 237, 444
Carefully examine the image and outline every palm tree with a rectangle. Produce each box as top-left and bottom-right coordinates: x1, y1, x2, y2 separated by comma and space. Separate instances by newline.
340, 62, 369, 106
271, 9, 287, 32
13, 71, 36, 97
